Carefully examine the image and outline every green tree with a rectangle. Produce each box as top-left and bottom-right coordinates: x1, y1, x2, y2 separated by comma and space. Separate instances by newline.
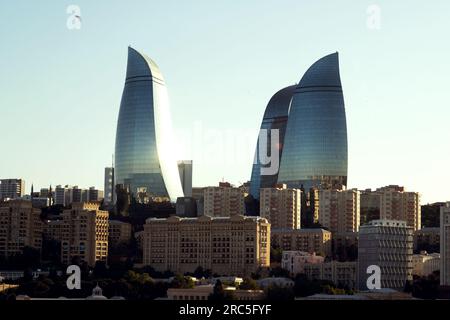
239, 277, 259, 290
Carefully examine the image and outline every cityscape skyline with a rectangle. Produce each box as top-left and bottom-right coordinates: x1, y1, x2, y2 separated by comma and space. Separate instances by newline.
1, 1, 450, 204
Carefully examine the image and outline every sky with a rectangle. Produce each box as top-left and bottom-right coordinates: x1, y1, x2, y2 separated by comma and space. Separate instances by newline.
0, 0, 449, 204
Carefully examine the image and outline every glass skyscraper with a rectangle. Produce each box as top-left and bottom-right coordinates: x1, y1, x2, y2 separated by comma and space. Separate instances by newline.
249, 85, 295, 199
114, 47, 184, 202
250, 52, 347, 199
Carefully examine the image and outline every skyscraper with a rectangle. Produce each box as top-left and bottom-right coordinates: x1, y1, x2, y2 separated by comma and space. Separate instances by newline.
0, 179, 25, 200
277, 52, 347, 191
249, 86, 295, 199
114, 47, 184, 202
250, 53, 348, 204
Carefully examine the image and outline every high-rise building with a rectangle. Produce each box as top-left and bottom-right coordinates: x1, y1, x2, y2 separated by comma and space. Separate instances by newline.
0, 200, 43, 257
50, 202, 109, 267
378, 185, 421, 231
359, 186, 421, 231
259, 184, 301, 230
358, 220, 413, 290
203, 183, 245, 217
414, 227, 440, 253
55, 185, 71, 206
249, 86, 294, 200
277, 53, 347, 191
176, 197, 198, 217
115, 46, 184, 203
177, 160, 193, 197
0, 179, 25, 200
440, 203, 450, 286
250, 53, 348, 201
318, 189, 360, 235
104, 167, 115, 205
143, 215, 270, 276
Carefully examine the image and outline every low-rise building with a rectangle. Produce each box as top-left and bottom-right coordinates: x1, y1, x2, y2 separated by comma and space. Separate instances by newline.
303, 261, 358, 289
281, 251, 324, 276
271, 228, 332, 257
167, 285, 265, 300
412, 251, 440, 276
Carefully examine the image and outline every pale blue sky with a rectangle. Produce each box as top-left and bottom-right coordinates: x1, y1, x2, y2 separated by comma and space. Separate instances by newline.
1, 1, 449, 204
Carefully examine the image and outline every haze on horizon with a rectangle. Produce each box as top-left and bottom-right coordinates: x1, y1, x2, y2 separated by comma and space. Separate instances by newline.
1, 0, 449, 204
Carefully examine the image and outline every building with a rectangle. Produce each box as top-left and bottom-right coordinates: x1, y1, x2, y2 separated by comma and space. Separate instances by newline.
177, 160, 193, 197
0, 200, 43, 258
0, 179, 25, 200
250, 53, 348, 201
249, 86, 294, 200
256, 277, 295, 289
114, 46, 184, 203
440, 203, 450, 286
143, 215, 270, 276
360, 189, 381, 225
378, 186, 421, 231
87, 187, 103, 202
318, 189, 360, 235
259, 184, 301, 230
54, 185, 71, 206
108, 220, 132, 246
104, 167, 115, 205
303, 261, 358, 289
166, 285, 265, 300
358, 220, 413, 290
203, 183, 245, 217
361, 186, 421, 231
277, 53, 347, 191
176, 197, 198, 217
281, 251, 324, 275
412, 251, 440, 276
47, 202, 109, 267
414, 227, 440, 253
271, 228, 332, 257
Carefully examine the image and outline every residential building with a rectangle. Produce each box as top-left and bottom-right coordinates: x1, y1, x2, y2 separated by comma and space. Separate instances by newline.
271, 228, 332, 257
143, 215, 270, 276
47, 202, 109, 266
203, 183, 245, 217
0, 200, 43, 257
0, 179, 25, 200
318, 189, 360, 234
260, 184, 301, 230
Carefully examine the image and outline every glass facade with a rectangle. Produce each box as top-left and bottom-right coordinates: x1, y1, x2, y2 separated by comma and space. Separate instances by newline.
277, 52, 348, 190
114, 47, 184, 202
249, 85, 295, 199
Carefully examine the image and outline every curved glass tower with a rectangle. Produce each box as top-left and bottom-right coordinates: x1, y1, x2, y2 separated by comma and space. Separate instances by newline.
249, 85, 295, 199
277, 52, 348, 190
114, 47, 184, 202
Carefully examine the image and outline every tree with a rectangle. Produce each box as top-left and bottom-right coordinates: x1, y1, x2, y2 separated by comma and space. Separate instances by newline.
270, 247, 283, 263
266, 284, 294, 300
93, 261, 109, 279
208, 280, 234, 301
239, 277, 259, 290
170, 274, 194, 289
